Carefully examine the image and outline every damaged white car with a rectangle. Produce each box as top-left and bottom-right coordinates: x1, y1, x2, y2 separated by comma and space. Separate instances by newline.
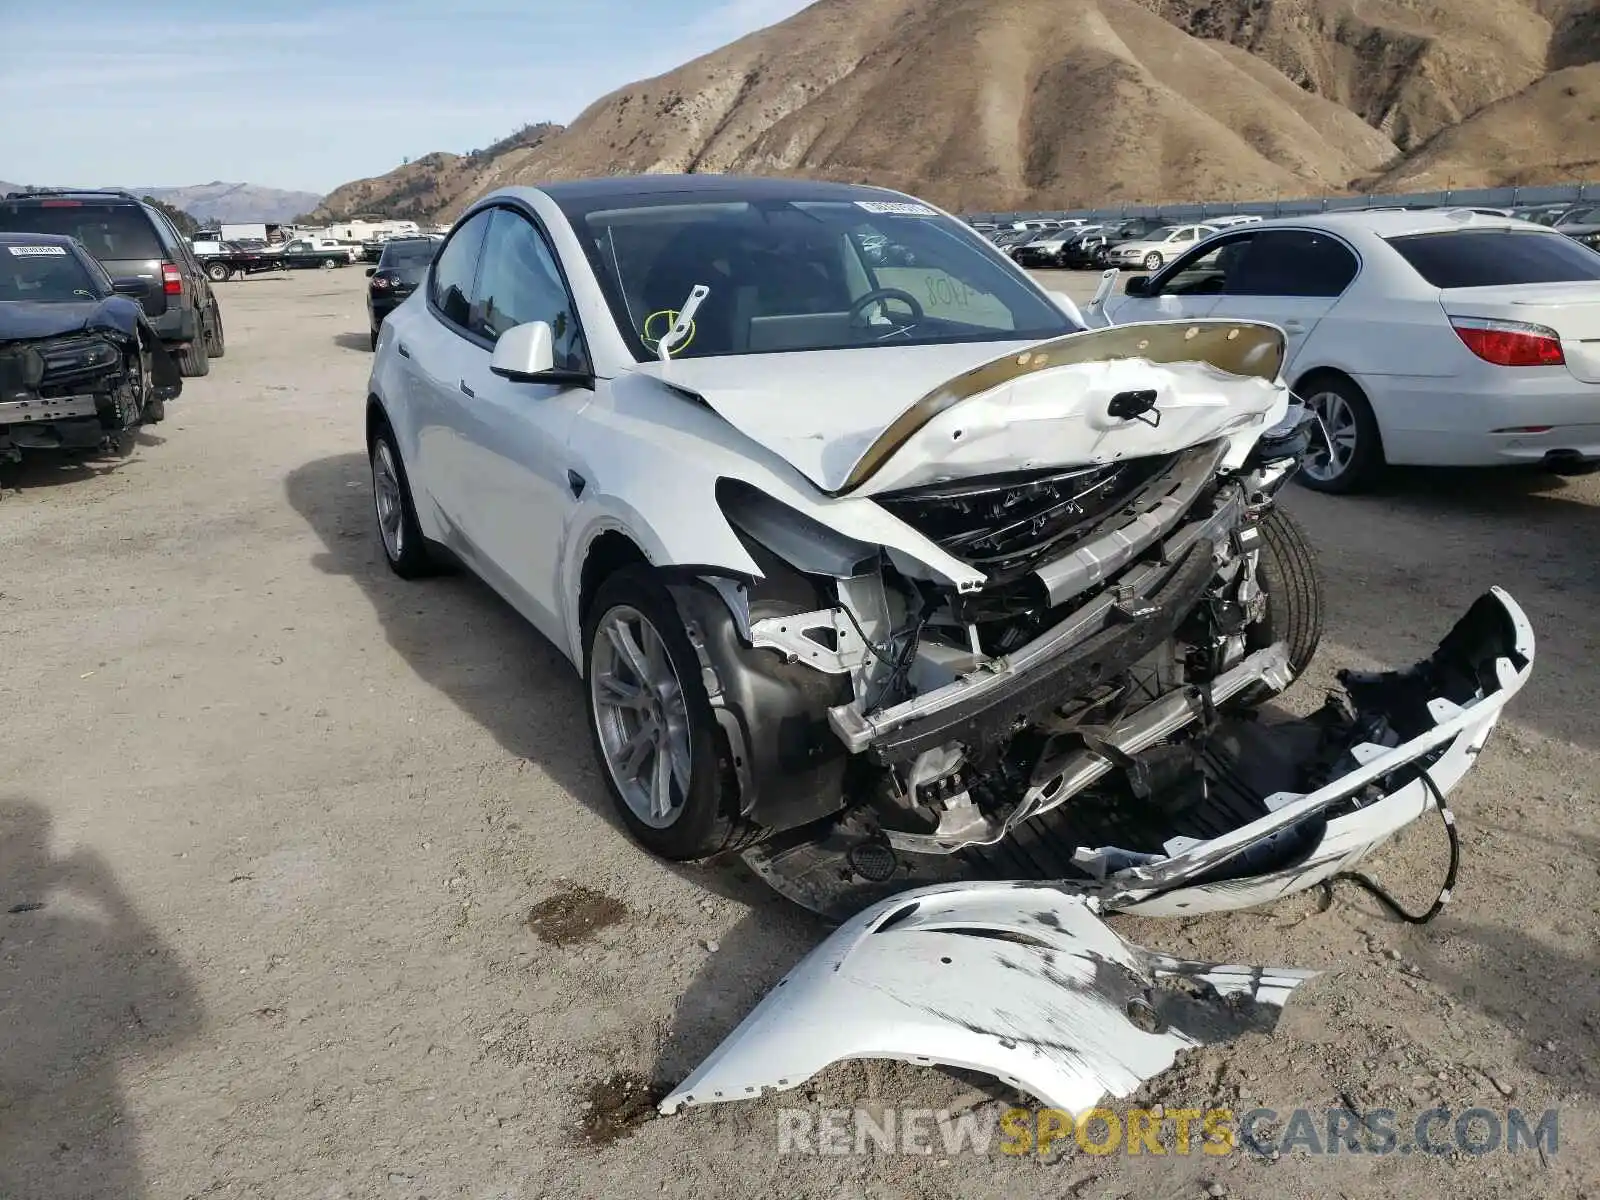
365, 176, 1532, 932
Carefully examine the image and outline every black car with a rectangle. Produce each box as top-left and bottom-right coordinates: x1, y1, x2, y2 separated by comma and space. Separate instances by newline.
0, 190, 224, 378
365, 237, 439, 349
0, 232, 181, 462
1554, 205, 1600, 252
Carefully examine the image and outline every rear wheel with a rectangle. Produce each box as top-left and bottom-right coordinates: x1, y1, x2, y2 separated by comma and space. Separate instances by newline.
322, 257, 340, 269
370, 326, 380, 351
174, 320, 210, 377
369, 421, 439, 579
205, 261, 232, 283
1296, 374, 1383, 494
204, 303, 225, 359
583, 567, 750, 861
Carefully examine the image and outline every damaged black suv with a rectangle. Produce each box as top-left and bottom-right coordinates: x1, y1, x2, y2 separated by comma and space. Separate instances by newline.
0, 233, 181, 463
0, 189, 224, 377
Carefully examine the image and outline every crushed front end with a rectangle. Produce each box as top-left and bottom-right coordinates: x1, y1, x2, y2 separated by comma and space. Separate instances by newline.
0, 325, 176, 464
664, 319, 1529, 921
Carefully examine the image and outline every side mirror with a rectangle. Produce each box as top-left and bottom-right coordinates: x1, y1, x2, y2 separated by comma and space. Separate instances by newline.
111, 277, 151, 297
1124, 275, 1152, 297
365, 266, 377, 276
489, 320, 593, 387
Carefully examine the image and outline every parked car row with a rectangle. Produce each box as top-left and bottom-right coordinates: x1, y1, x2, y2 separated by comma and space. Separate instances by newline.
982, 202, 1600, 265
0, 187, 233, 464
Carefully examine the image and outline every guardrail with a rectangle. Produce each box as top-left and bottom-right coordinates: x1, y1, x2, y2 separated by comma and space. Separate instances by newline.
966, 182, 1600, 225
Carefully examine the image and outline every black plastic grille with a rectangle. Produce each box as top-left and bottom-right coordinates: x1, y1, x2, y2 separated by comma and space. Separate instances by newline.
875, 454, 1179, 581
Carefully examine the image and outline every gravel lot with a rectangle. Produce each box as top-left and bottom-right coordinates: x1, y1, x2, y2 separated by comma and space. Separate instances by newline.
2, 267, 1597, 1200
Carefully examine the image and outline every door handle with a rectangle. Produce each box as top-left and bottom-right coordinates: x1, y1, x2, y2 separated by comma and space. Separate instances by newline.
1282, 321, 1305, 332
459, 380, 475, 398
397, 342, 410, 358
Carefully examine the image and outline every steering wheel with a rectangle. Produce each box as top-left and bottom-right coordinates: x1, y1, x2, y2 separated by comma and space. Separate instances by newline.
847, 287, 925, 329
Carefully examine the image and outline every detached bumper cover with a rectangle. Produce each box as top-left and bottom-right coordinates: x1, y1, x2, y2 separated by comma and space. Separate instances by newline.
658, 883, 1314, 1116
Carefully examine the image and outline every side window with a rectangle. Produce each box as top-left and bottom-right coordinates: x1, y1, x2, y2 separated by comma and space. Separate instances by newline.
1153, 233, 1256, 297
428, 209, 493, 330
147, 209, 183, 258
470, 208, 587, 371
1225, 230, 1359, 298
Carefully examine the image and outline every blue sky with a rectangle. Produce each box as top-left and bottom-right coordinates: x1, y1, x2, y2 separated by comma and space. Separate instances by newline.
0, 0, 814, 194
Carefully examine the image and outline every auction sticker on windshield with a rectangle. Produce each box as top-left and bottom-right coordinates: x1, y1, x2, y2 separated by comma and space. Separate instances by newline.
855, 201, 938, 216
7, 245, 69, 256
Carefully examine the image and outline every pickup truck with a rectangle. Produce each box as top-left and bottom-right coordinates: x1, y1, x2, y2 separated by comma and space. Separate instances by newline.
275, 237, 359, 269
192, 240, 282, 282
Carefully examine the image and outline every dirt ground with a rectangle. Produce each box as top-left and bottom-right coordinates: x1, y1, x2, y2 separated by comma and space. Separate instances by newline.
2, 266, 1596, 1200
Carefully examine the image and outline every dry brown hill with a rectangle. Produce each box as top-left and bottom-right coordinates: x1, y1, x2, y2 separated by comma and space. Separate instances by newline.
317, 0, 1595, 221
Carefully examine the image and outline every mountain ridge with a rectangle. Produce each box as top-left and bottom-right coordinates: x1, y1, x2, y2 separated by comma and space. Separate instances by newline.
314, 0, 1598, 221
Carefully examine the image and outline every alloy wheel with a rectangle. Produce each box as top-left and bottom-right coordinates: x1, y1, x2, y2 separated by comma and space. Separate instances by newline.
1302, 390, 1359, 484
589, 605, 693, 829
372, 439, 405, 561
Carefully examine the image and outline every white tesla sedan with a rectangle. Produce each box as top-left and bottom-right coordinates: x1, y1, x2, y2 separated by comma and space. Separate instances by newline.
1093, 209, 1600, 492
363, 175, 1531, 932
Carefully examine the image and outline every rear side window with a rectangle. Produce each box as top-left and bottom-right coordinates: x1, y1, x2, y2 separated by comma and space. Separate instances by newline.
0, 202, 163, 260
1387, 230, 1600, 288
429, 209, 493, 329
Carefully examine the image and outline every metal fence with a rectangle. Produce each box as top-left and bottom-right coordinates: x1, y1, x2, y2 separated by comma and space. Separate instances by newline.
965, 182, 1600, 225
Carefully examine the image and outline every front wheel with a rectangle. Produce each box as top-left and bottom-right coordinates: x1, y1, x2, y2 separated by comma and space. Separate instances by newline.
1230, 506, 1324, 709
204, 303, 225, 359
1143, 252, 1164, 271
583, 567, 750, 861
206, 262, 232, 283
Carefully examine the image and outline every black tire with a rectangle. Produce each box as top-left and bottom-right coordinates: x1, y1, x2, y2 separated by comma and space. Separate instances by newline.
204, 303, 225, 359
1293, 372, 1384, 494
370, 326, 379, 351
322, 257, 340, 269
582, 567, 753, 862
1229, 506, 1324, 709
174, 321, 210, 377
1254, 506, 1323, 678
206, 261, 232, 283
1143, 251, 1164, 271
368, 420, 439, 580
136, 353, 164, 424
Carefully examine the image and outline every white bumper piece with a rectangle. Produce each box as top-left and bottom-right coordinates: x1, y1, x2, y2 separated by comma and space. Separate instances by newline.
658, 882, 1313, 1117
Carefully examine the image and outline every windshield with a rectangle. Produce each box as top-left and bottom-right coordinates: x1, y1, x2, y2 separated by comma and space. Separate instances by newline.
1386, 230, 1600, 288
379, 240, 438, 271
566, 196, 1075, 360
0, 243, 103, 303
0, 202, 162, 260
1557, 207, 1600, 226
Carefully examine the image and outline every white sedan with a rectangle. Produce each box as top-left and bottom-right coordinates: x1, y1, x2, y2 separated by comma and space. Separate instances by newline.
1106, 223, 1220, 273
363, 175, 1529, 935
1092, 209, 1600, 492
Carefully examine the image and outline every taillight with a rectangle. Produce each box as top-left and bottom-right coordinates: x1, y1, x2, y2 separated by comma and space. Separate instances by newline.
161, 263, 183, 295
1451, 316, 1564, 367
40, 199, 82, 207
371, 276, 391, 289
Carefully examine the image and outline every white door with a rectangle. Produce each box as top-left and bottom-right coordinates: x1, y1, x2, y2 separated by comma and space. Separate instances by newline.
1204, 229, 1358, 373
405, 207, 494, 545
447, 207, 596, 640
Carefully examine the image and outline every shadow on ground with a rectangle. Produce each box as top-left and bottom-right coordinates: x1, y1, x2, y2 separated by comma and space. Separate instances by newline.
282, 452, 775, 909
0, 800, 203, 1199
332, 331, 371, 353
0, 430, 166, 495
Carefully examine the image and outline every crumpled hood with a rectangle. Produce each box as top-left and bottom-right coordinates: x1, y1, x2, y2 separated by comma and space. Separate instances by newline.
0, 300, 104, 342
631, 320, 1288, 495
